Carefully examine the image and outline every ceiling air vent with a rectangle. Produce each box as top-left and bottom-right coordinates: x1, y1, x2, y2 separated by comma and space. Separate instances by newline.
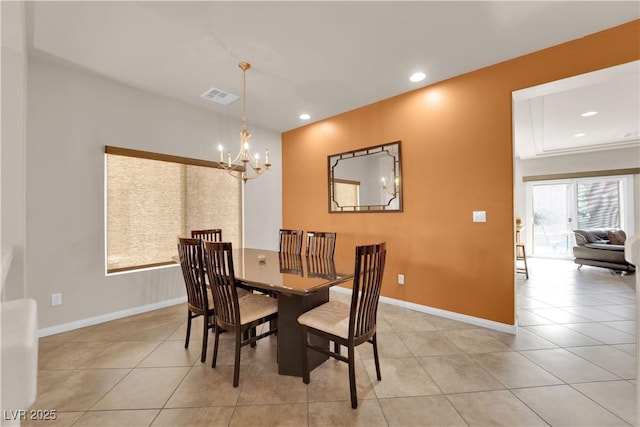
622, 131, 639, 138
200, 87, 239, 106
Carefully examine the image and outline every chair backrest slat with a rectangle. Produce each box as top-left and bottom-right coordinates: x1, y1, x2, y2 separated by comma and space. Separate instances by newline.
203, 241, 241, 328
349, 242, 386, 340
305, 231, 337, 257
177, 237, 208, 312
191, 229, 223, 242
279, 229, 303, 255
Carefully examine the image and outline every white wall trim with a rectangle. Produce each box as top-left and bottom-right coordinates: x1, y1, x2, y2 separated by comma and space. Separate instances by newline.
37, 296, 187, 337
332, 287, 517, 335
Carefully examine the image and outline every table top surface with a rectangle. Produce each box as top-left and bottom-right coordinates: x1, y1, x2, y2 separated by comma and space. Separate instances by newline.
231, 248, 353, 296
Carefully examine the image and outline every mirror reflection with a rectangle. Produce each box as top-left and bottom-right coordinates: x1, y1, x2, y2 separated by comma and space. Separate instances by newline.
306, 256, 337, 279
279, 253, 303, 276
328, 141, 402, 213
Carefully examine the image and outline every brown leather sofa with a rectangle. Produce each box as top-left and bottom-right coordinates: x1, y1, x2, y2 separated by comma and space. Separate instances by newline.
573, 229, 635, 272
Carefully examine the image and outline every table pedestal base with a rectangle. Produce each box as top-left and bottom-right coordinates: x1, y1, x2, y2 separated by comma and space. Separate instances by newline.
276, 289, 329, 377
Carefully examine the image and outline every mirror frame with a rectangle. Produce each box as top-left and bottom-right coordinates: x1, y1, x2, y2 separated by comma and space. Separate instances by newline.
328, 141, 403, 213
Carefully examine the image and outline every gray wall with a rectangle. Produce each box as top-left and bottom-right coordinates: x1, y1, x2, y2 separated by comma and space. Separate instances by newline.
25, 57, 282, 330
1, 1, 27, 301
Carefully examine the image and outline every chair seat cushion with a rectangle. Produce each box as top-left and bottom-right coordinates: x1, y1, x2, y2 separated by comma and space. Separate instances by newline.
297, 301, 350, 339
237, 288, 251, 298
239, 293, 278, 325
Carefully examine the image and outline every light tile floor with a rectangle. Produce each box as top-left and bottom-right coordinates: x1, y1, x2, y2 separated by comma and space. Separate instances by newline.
27, 258, 636, 426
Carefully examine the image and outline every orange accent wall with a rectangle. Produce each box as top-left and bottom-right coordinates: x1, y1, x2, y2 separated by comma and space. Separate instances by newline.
282, 20, 640, 325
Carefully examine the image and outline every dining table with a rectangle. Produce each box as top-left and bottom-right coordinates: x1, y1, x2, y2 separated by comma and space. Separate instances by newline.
231, 248, 354, 377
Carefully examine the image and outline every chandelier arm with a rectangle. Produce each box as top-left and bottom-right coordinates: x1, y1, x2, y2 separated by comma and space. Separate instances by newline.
221, 164, 266, 181
229, 149, 244, 166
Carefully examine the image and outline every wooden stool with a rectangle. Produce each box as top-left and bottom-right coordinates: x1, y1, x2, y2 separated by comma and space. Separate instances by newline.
516, 243, 529, 279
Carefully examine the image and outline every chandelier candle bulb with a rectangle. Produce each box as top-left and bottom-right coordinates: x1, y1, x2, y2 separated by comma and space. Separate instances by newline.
265, 148, 270, 165
218, 144, 224, 162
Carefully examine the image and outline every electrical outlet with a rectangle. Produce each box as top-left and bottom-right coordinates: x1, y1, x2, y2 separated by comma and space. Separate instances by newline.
51, 293, 62, 306
398, 274, 405, 285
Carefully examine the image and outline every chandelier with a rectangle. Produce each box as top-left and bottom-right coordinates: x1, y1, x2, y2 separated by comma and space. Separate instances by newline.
217, 62, 271, 183
381, 171, 399, 197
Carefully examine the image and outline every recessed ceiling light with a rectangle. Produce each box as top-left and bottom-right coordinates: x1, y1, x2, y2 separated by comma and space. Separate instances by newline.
573, 133, 586, 138
581, 111, 598, 117
299, 113, 311, 120
409, 72, 426, 82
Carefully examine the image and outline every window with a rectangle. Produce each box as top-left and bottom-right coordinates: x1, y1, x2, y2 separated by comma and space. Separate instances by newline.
105, 146, 242, 273
577, 180, 621, 229
331, 179, 360, 211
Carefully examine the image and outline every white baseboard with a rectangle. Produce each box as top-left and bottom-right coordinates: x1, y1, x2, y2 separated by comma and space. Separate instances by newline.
38, 296, 187, 338
331, 287, 517, 335
38, 290, 518, 338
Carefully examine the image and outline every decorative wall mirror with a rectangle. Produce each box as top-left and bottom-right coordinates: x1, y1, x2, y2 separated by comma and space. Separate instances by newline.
328, 141, 402, 213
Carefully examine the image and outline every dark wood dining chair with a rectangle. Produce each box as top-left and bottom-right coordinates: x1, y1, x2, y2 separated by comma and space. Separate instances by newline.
298, 242, 387, 408
191, 229, 223, 242
305, 231, 337, 257
203, 241, 279, 387
177, 237, 214, 363
279, 229, 303, 255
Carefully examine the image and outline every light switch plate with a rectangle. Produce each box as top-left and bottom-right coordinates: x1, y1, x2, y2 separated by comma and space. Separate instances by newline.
473, 211, 487, 222
51, 293, 62, 306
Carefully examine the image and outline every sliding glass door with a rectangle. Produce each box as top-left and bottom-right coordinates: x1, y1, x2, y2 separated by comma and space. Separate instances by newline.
525, 175, 633, 259
530, 183, 575, 257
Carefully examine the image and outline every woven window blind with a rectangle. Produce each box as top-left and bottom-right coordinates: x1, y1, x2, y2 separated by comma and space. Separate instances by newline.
332, 180, 360, 211
106, 147, 242, 273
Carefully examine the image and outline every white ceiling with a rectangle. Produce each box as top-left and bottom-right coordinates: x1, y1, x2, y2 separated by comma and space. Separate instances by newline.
25, 1, 640, 156
513, 60, 640, 159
